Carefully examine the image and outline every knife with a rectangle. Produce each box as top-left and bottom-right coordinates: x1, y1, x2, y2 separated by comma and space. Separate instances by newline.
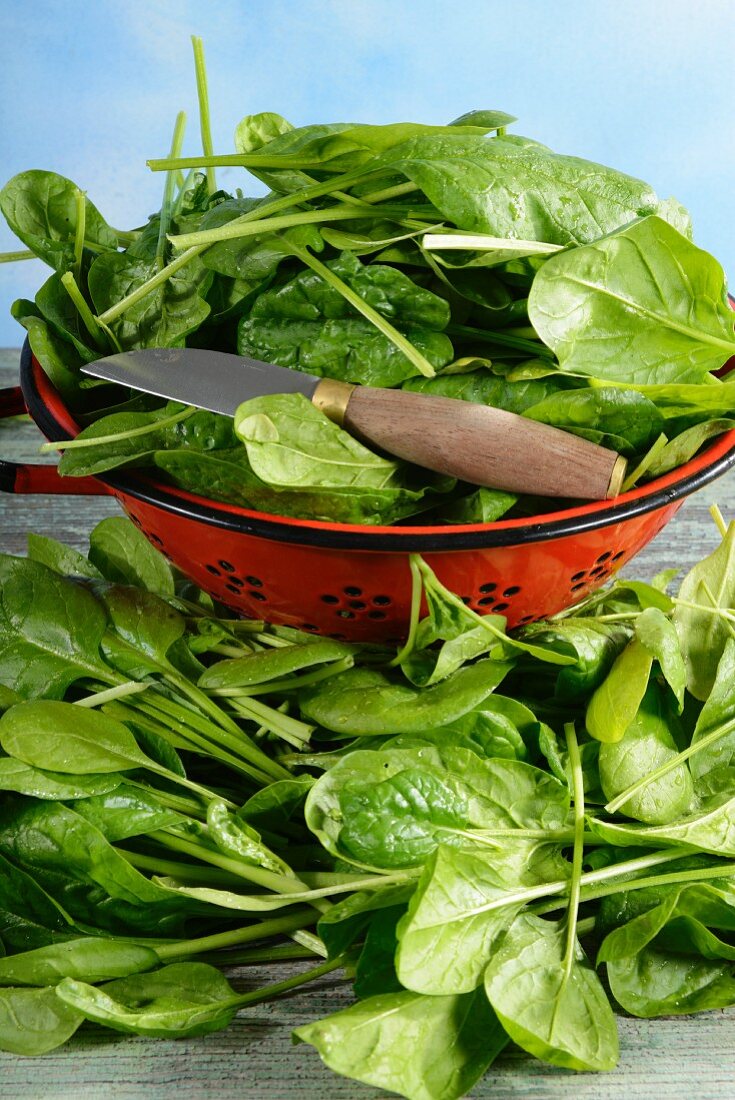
81, 348, 627, 500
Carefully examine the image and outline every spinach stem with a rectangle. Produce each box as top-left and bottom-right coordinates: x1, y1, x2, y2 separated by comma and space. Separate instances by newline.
118, 847, 245, 884
156, 110, 187, 269
446, 322, 554, 360
228, 695, 315, 749
604, 714, 735, 815
561, 722, 585, 980
287, 240, 437, 378
74, 680, 149, 707
621, 432, 668, 492
167, 202, 406, 251
211, 657, 354, 698
39, 404, 195, 453
59, 271, 107, 349
72, 188, 86, 286
135, 692, 289, 783
389, 555, 423, 667
191, 37, 216, 194
0, 249, 35, 263
226, 954, 347, 1010
156, 909, 316, 960
152, 829, 311, 894
710, 503, 729, 539
97, 244, 204, 324
104, 166, 381, 322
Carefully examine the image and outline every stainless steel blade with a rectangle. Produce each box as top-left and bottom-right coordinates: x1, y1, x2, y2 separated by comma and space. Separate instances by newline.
81, 348, 321, 417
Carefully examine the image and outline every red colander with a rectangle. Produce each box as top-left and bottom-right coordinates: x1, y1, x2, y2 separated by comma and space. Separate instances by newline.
3, 341, 735, 642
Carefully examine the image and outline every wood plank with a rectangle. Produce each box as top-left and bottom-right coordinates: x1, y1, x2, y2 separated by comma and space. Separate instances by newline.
2, 345, 735, 1098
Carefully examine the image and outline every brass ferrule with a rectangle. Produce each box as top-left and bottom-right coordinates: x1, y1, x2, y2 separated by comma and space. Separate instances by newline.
311, 378, 356, 426
606, 454, 628, 499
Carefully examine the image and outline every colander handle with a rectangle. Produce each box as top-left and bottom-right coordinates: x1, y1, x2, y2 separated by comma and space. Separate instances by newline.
0, 386, 108, 495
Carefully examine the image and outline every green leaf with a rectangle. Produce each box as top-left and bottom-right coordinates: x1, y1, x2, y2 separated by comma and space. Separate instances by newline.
673, 521, 735, 700
305, 748, 568, 869
299, 660, 512, 736
598, 683, 695, 824
294, 987, 507, 1100
0, 700, 163, 776
0, 937, 159, 986
88, 516, 175, 595
523, 387, 664, 455
0, 987, 83, 1055
635, 607, 687, 710
388, 133, 683, 243
56, 962, 238, 1037
396, 842, 563, 994
586, 637, 653, 743
238, 251, 453, 387
0, 758, 122, 801
0, 556, 111, 699
27, 533, 102, 579
0, 169, 117, 270
688, 638, 735, 783
199, 639, 355, 690
529, 216, 735, 384
88, 250, 212, 350
484, 912, 618, 1071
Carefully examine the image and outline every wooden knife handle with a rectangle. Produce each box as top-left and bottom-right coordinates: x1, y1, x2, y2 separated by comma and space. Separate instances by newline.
312, 380, 626, 500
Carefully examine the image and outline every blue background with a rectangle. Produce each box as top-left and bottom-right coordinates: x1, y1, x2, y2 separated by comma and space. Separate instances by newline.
1, 0, 734, 345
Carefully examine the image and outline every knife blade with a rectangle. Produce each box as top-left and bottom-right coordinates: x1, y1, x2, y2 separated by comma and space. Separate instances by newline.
82, 348, 321, 417
80, 348, 627, 500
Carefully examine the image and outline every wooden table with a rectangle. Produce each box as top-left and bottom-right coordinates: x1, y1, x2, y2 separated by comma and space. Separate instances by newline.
2, 345, 735, 1099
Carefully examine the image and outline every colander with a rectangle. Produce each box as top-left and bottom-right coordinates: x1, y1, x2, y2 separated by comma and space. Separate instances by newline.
3, 341, 735, 642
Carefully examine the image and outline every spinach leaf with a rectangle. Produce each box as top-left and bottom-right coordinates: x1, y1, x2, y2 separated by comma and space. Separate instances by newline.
88, 250, 212, 349
484, 912, 618, 1071
305, 748, 568, 868
586, 638, 653, 743
0, 169, 117, 270
353, 905, 404, 998
0, 937, 159, 986
433, 487, 518, 524
605, 943, 735, 1017
71, 785, 184, 841
0, 987, 83, 1055
318, 882, 417, 958
396, 841, 566, 994
0, 556, 112, 699
635, 607, 687, 710
673, 520, 735, 700
11, 311, 84, 403
0, 759, 122, 801
0, 700, 171, 777
299, 660, 512, 736
387, 133, 684, 243
295, 987, 507, 1100
56, 962, 238, 1037
0, 850, 73, 953
523, 387, 664, 455
88, 516, 175, 595
529, 217, 735, 384
199, 639, 355, 690
688, 638, 735, 783
402, 368, 569, 412
598, 683, 695, 824
239, 251, 453, 386
27, 533, 103, 579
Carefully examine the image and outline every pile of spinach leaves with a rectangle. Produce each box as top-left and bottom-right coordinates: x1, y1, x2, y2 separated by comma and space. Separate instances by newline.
2, 45, 734, 524
1, 512, 735, 1098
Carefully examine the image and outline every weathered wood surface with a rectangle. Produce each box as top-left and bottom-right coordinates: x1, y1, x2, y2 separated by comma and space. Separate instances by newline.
2, 345, 735, 1099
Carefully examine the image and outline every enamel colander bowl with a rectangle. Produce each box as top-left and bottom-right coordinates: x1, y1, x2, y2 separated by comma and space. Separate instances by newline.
3, 341, 735, 642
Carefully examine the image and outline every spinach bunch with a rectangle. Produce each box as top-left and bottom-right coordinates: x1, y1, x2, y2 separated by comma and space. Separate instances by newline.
2, 513, 735, 1097
2, 45, 733, 525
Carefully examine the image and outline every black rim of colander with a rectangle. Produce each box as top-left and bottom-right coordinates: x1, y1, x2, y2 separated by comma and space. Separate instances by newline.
20, 340, 735, 552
